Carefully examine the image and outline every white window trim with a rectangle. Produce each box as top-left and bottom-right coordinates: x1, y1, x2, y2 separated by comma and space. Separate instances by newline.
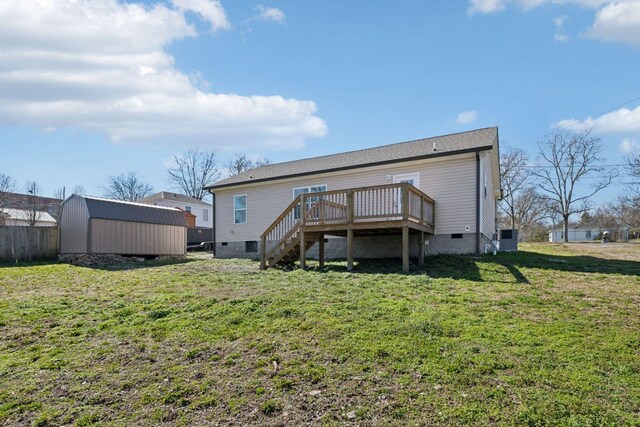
292, 184, 328, 199
203, 208, 209, 222
392, 172, 420, 188
233, 194, 247, 224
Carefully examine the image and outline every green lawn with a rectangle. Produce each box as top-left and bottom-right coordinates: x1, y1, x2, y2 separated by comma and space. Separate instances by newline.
1, 244, 639, 426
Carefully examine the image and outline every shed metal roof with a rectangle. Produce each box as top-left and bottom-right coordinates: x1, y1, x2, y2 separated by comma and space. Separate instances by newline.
205, 127, 499, 190
74, 195, 187, 227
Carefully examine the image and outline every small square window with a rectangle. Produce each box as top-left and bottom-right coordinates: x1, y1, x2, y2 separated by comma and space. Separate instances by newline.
221, 242, 228, 246
245, 241, 258, 253
185, 205, 191, 212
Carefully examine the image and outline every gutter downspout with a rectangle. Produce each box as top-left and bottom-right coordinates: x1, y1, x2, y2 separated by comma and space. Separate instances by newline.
476, 152, 481, 256
208, 190, 216, 258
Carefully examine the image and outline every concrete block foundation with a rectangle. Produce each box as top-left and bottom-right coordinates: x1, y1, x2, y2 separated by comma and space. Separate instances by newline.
215, 232, 495, 260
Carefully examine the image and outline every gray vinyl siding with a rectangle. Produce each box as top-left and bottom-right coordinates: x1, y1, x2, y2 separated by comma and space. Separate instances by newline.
481, 152, 496, 240
59, 195, 89, 254
215, 153, 479, 243
90, 219, 186, 255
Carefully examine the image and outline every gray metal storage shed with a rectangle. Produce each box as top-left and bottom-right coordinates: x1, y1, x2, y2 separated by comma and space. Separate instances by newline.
59, 195, 187, 256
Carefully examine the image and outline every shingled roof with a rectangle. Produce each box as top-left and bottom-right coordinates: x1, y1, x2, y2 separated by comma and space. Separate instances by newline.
206, 127, 499, 190
72, 195, 187, 227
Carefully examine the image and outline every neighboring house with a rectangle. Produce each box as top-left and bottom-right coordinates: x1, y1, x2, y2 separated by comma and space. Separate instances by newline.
139, 192, 212, 228
0, 208, 57, 227
204, 127, 501, 271
59, 195, 187, 256
0, 192, 62, 219
549, 222, 630, 242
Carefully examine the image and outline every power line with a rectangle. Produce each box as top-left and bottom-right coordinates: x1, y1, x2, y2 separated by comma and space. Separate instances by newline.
521, 164, 628, 168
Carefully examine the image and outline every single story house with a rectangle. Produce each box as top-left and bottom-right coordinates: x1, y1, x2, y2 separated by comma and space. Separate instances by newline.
549, 222, 630, 242
0, 191, 63, 219
204, 127, 501, 272
139, 192, 212, 228
59, 195, 187, 256
0, 208, 57, 226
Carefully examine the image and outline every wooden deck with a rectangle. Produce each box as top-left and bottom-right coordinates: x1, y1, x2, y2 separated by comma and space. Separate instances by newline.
260, 183, 435, 272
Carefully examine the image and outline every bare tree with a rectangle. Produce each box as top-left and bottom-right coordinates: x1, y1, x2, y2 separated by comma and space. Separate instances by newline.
167, 148, 219, 200
627, 149, 640, 196
24, 181, 44, 226
225, 154, 271, 177
54, 187, 65, 200
103, 172, 153, 202
0, 172, 16, 215
613, 194, 640, 239
532, 130, 616, 242
55, 185, 86, 198
498, 147, 529, 228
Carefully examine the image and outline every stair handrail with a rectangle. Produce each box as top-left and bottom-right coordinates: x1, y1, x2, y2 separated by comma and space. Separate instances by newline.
260, 195, 303, 269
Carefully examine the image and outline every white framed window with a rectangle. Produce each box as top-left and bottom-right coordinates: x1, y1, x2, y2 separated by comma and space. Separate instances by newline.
234, 195, 247, 224
185, 205, 192, 212
392, 172, 420, 188
293, 185, 327, 219
203, 208, 209, 222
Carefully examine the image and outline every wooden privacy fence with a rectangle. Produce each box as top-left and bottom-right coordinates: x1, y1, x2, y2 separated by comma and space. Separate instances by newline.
0, 226, 59, 262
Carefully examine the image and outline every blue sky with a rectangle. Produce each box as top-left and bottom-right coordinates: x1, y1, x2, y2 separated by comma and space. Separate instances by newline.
1, 0, 639, 203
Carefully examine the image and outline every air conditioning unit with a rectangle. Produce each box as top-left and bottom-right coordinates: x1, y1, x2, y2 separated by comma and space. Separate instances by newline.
499, 229, 518, 252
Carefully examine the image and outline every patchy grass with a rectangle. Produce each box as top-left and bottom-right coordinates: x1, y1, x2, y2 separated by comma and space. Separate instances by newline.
1, 245, 639, 426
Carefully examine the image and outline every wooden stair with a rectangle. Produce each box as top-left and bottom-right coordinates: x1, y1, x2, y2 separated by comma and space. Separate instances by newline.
267, 234, 318, 268
260, 183, 435, 271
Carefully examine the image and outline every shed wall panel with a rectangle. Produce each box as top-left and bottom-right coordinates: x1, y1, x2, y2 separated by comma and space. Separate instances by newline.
215, 154, 479, 243
90, 219, 186, 255
59, 196, 89, 254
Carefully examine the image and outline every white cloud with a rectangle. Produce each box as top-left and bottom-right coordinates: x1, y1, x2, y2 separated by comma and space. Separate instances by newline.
553, 15, 570, 41
619, 138, 640, 153
468, 0, 507, 14
468, 0, 624, 14
252, 4, 286, 24
455, 111, 479, 125
554, 105, 640, 133
171, 0, 231, 31
470, 0, 640, 47
0, 0, 326, 151
587, 1, 640, 47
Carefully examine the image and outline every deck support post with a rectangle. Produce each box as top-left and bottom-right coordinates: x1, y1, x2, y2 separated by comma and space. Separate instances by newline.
347, 228, 353, 271
260, 235, 266, 269
418, 231, 425, 266
318, 233, 325, 268
299, 229, 306, 270
402, 225, 409, 273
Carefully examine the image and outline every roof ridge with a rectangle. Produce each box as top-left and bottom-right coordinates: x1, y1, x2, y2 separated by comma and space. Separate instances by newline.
78, 195, 182, 212
243, 126, 498, 173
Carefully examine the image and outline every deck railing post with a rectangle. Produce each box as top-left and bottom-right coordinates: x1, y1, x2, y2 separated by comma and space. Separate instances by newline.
347, 189, 354, 224
300, 194, 306, 226
420, 195, 425, 224
402, 183, 409, 220
260, 235, 267, 269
